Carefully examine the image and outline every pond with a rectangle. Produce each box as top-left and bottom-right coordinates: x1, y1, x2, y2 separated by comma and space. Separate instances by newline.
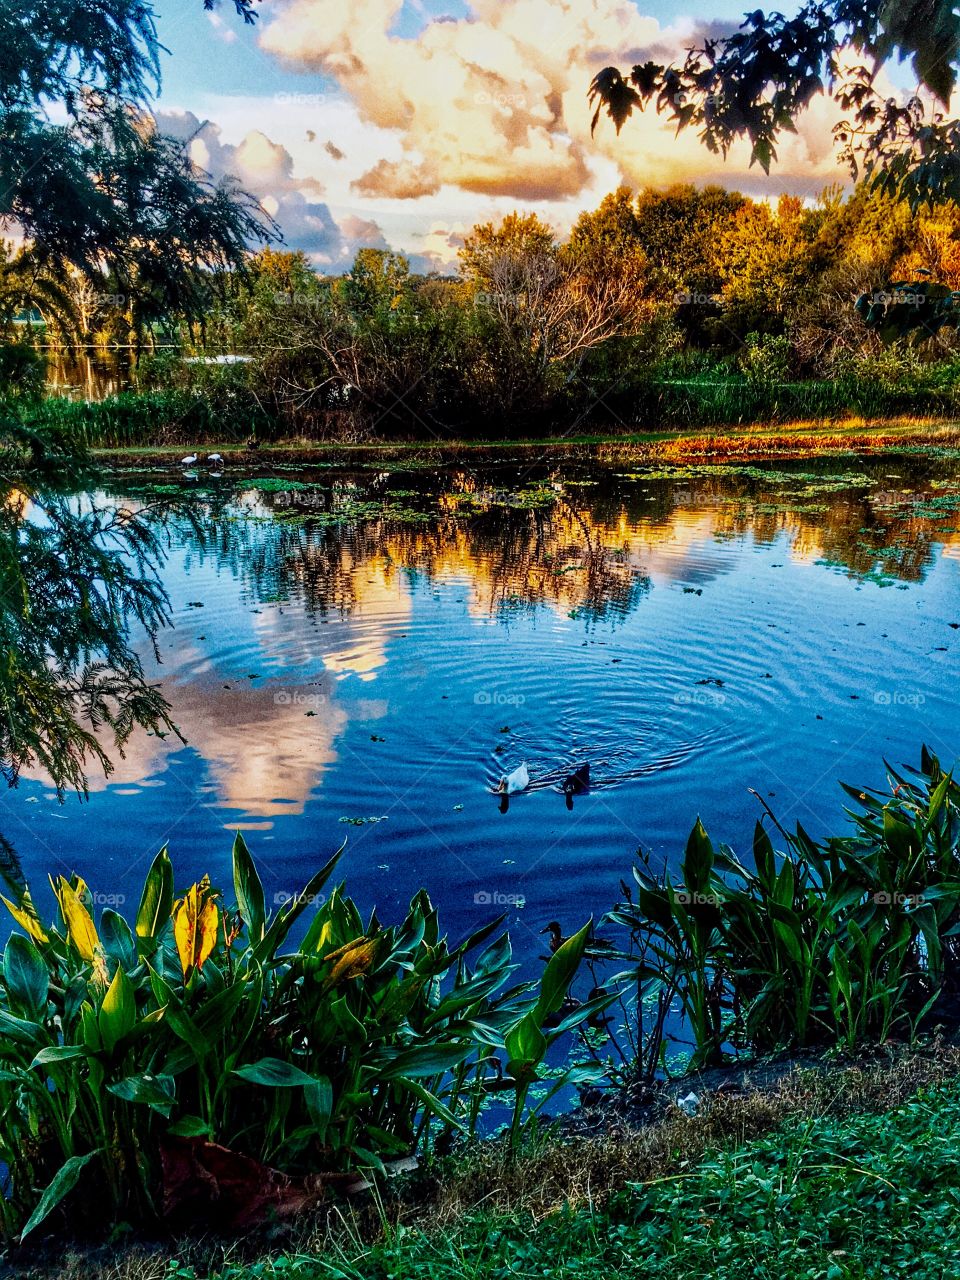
5, 448, 960, 973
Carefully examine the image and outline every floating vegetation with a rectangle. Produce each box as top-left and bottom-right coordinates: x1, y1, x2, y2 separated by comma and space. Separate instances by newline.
618, 463, 876, 488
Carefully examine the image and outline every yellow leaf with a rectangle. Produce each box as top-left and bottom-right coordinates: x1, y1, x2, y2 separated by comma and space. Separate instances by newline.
1, 896, 48, 944
322, 937, 378, 991
53, 877, 99, 963
173, 877, 220, 978
173, 883, 199, 979
196, 897, 219, 971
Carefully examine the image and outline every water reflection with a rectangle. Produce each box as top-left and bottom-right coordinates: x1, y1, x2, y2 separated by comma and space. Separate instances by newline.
0, 480, 179, 796
8, 451, 960, 962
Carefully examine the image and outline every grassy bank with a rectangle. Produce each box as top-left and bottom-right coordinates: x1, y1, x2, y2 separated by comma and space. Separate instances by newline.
15, 362, 960, 456
34, 1045, 960, 1280
84, 417, 960, 472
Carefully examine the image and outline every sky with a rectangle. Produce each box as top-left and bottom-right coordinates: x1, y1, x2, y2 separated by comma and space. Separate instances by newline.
150, 0, 856, 273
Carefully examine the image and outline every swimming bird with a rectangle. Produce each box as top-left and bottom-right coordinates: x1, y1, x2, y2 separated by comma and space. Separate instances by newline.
539, 920, 618, 961
497, 762, 529, 795
562, 762, 590, 809
181, 453, 199, 466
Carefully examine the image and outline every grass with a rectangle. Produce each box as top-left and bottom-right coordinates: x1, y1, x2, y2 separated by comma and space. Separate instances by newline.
84, 418, 960, 474
28, 1042, 960, 1280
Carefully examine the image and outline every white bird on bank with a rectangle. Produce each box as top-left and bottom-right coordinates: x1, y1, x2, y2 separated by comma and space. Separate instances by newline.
181, 453, 198, 466
497, 762, 530, 795
207, 453, 223, 465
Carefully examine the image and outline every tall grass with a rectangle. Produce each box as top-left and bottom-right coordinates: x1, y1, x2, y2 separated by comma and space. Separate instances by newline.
18, 388, 277, 449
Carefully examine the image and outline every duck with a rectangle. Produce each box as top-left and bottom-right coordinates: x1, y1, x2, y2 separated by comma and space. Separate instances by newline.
562, 762, 590, 809
181, 453, 199, 467
539, 920, 618, 962
497, 762, 529, 795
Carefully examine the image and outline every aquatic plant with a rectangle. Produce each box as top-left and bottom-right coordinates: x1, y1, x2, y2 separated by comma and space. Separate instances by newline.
605, 748, 960, 1070
0, 837, 599, 1241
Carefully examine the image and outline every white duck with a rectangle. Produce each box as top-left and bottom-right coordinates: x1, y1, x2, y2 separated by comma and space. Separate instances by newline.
497, 762, 530, 795
181, 453, 199, 466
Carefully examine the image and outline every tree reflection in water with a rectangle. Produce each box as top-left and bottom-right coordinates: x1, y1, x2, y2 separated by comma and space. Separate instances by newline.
0, 482, 186, 795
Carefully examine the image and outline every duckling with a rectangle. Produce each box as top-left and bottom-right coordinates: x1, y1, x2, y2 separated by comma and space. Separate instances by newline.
562, 762, 590, 810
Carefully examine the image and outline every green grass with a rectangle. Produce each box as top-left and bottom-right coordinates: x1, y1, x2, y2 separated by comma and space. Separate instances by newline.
152, 1074, 960, 1280
171, 1080, 960, 1280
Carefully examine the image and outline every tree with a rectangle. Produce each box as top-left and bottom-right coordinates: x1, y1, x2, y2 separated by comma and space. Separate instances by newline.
588, 2, 960, 206
461, 211, 651, 417
0, 0, 272, 312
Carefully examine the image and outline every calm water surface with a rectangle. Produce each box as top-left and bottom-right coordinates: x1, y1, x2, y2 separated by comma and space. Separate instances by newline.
8, 450, 960, 969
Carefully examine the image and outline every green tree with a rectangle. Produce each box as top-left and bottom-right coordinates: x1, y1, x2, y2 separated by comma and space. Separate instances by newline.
1, 0, 271, 333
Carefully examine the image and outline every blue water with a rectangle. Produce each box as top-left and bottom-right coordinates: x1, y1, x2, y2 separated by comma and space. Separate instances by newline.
6, 453, 960, 970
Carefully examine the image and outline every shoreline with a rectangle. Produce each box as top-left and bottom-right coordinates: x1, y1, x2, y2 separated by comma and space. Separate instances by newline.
87, 417, 960, 470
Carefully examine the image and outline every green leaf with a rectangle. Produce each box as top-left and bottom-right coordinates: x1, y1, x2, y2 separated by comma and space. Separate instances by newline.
135, 846, 173, 941
167, 1115, 212, 1138
31, 1045, 87, 1068
0, 1007, 43, 1046
683, 817, 714, 893
304, 1076, 333, 1135
232, 831, 266, 944
20, 1149, 103, 1241
98, 965, 136, 1055
254, 843, 345, 962
107, 1073, 176, 1115
100, 909, 138, 972
505, 1012, 547, 1079
535, 921, 590, 1022
400, 1077, 465, 1131
3, 933, 48, 1014
379, 1043, 471, 1080
233, 1058, 318, 1087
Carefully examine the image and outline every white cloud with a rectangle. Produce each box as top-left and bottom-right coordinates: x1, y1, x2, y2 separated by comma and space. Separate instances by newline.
156, 108, 390, 269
